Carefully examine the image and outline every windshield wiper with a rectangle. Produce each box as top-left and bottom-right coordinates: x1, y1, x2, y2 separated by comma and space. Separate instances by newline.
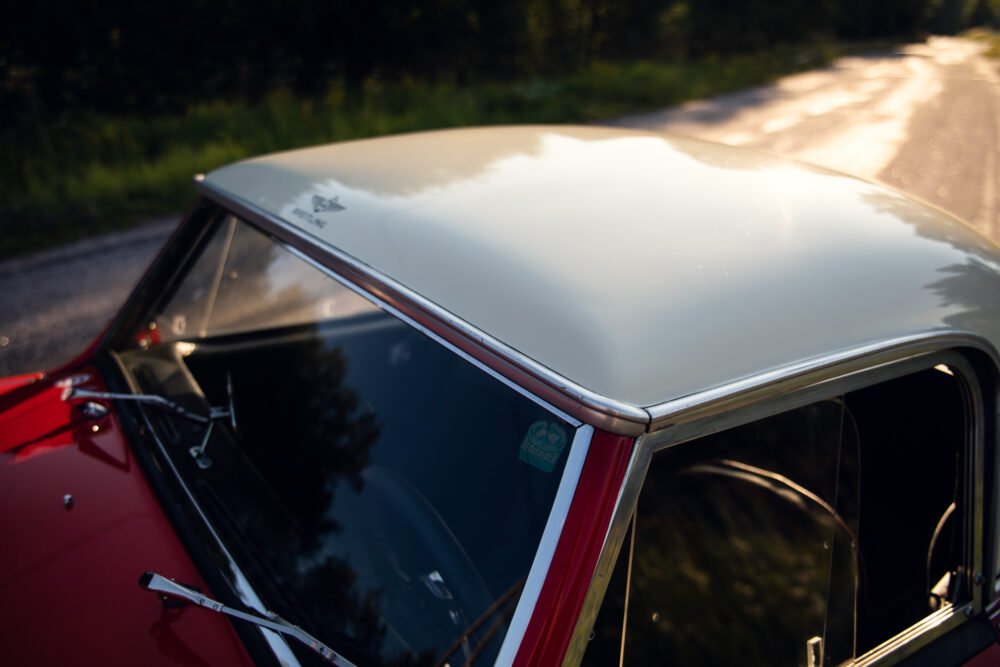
64, 388, 212, 424
140, 571, 354, 666
65, 387, 234, 469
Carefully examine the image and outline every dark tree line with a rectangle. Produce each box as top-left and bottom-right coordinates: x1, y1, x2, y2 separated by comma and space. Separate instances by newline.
1, 0, 996, 118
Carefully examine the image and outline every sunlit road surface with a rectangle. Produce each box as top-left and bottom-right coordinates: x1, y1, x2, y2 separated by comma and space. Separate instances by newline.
612, 36, 1000, 242
1, 37, 999, 377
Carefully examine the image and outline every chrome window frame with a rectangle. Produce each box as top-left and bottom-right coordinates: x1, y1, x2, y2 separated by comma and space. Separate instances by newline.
111, 200, 597, 667
564, 344, 994, 667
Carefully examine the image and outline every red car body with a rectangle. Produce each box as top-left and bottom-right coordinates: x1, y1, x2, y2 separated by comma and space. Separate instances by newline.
0, 368, 255, 666
6, 127, 1000, 666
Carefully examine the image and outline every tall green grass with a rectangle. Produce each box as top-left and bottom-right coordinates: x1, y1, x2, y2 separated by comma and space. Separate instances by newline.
0, 44, 837, 259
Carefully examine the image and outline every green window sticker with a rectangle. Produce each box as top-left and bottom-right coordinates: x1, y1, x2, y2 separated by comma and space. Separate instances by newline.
519, 421, 569, 473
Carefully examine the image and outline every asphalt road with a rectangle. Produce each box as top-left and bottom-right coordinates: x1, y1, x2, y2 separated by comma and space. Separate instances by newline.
610, 37, 1000, 239
1, 36, 998, 377
0, 217, 179, 375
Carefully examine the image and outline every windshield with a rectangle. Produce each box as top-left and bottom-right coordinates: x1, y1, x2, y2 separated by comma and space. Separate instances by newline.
116, 210, 577, 666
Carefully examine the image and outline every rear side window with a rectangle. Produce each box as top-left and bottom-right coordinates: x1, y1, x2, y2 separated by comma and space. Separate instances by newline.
583, 364, 973, 666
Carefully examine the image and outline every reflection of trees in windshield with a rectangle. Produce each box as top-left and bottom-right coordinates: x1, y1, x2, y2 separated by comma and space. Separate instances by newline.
187, 314, 534, 666
188, 326, 390, 663
134, 211, 570, 665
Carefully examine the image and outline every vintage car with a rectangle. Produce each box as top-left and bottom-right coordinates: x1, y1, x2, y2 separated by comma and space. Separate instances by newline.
3, 126, 1000, 666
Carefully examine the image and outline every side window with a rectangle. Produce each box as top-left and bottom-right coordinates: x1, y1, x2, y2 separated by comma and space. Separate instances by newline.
583, 364, 972, 666
152, 214, 373, 341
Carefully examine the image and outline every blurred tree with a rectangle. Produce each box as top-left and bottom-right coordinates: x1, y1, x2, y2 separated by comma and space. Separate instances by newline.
1, 0, 993, 122
840, 0, 939, 38
683, 0, 838, 55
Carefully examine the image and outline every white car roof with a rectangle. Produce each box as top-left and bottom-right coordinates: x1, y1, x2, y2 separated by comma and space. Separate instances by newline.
204, 125, 1000, 430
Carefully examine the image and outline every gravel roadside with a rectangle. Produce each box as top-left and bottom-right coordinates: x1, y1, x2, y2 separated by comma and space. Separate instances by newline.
0, 216, 178, 376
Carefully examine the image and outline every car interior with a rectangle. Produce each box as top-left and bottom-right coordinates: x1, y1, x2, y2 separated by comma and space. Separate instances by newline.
582, 365, 969, 667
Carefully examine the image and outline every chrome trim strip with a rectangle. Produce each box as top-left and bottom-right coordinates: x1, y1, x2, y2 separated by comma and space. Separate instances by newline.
645, 332, 1000, 430
645, 347, 990, 456
282, 244, 580, 428
563, 341, 994, 666
988, 595, 1000, 620
495, 425, 595, 666
109, 353, 303, 667
853, 605, 970, 666
196, 181, 649, 435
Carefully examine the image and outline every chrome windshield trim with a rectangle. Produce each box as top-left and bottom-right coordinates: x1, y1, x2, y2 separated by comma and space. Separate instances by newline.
109, 352, 303, 667
281, 244, 581, 429
196, 181, 650, 436
564, 340, 993, 666
645, 332, 1000, 431
495, 424, 595, 666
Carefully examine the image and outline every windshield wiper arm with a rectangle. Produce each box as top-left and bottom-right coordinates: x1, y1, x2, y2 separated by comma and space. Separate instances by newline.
139, 572, 354, 666
64, 388, 211, 424
66, 387, 234, 469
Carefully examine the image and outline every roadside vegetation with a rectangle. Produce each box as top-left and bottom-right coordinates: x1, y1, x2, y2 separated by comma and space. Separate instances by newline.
2, 0, 997, 259
965, 27, 1000, 55
0, 45, 841, 259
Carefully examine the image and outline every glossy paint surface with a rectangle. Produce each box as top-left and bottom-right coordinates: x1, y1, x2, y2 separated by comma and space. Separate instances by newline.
206, 126, 1000, 410
514, 429, 634, 667
0, 371, 43, 397
0, 368, 254, 667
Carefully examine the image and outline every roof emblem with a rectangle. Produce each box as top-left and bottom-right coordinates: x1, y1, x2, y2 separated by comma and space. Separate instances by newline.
312, 195, 345, 214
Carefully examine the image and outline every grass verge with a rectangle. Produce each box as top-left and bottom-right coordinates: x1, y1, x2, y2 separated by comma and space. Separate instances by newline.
1, 43, 838, 259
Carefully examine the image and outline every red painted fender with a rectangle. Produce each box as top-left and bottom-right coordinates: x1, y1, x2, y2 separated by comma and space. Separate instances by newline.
0, 367, 255, 666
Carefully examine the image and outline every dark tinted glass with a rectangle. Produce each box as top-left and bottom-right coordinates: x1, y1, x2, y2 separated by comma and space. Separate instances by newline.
583, 402, 855, 667
583, 366, 969, 666
845, 368, 969, 654
119, 216, 575, 666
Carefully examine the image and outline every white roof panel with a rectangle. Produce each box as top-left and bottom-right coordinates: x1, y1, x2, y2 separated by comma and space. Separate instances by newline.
205, 126, 1000, 410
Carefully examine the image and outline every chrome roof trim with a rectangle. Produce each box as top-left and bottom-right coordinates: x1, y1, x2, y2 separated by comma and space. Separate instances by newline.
197, 179, 651, 436
282, 242, 581, 429
645, 332, 1000, 432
